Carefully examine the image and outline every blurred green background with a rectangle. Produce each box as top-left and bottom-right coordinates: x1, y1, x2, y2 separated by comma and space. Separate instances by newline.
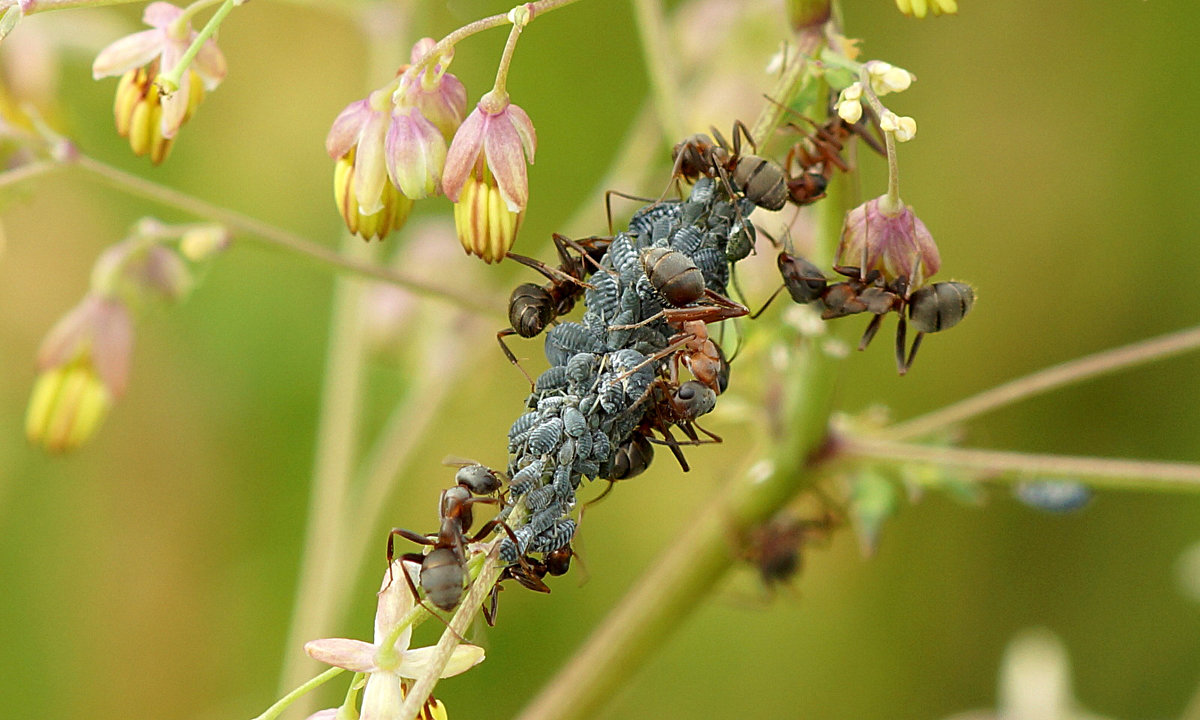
3, 1, 1199, 719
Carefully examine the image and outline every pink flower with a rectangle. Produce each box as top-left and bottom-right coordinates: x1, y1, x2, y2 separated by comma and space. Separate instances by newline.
442, 92, 536, 213
26, 295, 134, 452
836, 195, 941, 293
92, 2, 226, 141
398, 38, 467, 140
305, 560, 483, 720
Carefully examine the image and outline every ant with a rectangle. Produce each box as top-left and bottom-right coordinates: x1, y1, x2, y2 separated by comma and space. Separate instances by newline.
610, 247, 747, 394
754, 251, 973, 374
387, 463, 530, 614
498, 233, 611, 383
481, 543, 576, 626
741, 510, 838, 595
669, 120, 789, 212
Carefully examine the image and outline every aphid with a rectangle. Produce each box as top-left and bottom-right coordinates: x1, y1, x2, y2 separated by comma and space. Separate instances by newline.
544, 322, 606, 367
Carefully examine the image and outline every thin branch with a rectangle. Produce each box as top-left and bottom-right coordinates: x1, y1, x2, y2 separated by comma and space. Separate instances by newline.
631, 0, 685, 144
397, 543, 504, 720
840, 436, 1200, 492
886, 324, 1200, 441
0, 159, 58, 190
71, 155, 498, 315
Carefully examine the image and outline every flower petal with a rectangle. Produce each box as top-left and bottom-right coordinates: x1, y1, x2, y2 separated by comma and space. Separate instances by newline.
89, 298, 134, 397
360, 672, 404, 720
441, 107, 486, 202
505, 103, 536, 164
327, 99, 371, 159
352, 108, 391, 216
304, 638, 381, 673
192, 40, 227, 90
374, 559, 414, 651
483, 115, 529, 212
143, 1, 182, 27
159, 64, 190, 139
91, 29, 162, 79
397, 643, 485, 679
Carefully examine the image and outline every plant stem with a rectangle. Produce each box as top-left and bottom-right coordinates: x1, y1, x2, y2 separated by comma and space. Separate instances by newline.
0, 159, 57, 189
885, 324, 1200, 441
70, 155, 496, 314
839, 436, 1200, 491
488, 6, 527, 100
858, 66, 901, 211
631, 0, 684, 144
516, 43, 839, 720
276, 234, 373, 707
251, 667, 345, 720
396, 543, 505, 720
158, 0, 234, 93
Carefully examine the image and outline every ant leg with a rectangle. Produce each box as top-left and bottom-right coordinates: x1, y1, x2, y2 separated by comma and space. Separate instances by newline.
505, 252, 595, 290
497, 328, 536, 390
472, 519, 550, 593
581, 480, 617, 516
730, 118, 758, 154
605, 190, 657, 234
895, 315, 909, 375
483, 580, 504, 627
654, 424, 691, 472
858, 314, 886, 351
750, 285, 787, 320
904, 331, 926, 374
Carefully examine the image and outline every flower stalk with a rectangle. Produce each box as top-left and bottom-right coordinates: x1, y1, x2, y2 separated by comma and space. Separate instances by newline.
157, 0, 235, 94
859, 65, 902, 211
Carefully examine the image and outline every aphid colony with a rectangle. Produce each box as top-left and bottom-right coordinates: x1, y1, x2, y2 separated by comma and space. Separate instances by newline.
388, 115, 975, 618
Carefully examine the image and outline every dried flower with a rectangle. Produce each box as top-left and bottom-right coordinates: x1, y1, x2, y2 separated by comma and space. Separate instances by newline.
442, 91, 535, 261
895, 0, 958, 18
305, 560, 484, 720
26, 295, 133, 452
92, 2, 226, 163
836, 195, 941, 292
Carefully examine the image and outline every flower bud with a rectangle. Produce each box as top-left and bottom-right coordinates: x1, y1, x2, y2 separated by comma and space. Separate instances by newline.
26, 295, 133, 453
786, 0, 831, 30
836, 195, 941, 292
894, 0, 958, 18
453, 167, 522, 264
180, 224, 231, 261
334, 149, 414, 241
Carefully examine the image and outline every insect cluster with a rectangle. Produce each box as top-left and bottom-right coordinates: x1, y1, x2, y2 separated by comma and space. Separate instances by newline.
387, 112, 975, 620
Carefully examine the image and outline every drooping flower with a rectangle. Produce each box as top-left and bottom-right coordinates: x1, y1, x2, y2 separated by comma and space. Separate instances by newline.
305, 560, 484, 720
836, 195, 940, 293
92, 2, 227, 163
441, 91, 535, 262
328, 87, 414, 240
26, 295, 133, 453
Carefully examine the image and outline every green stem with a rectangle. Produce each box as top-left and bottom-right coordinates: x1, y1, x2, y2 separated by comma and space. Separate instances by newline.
488, 6, 527, 100
69, 155, 495, 314
158, 0, 235, 93
885, 324, 1200, 441
403, 0, 584, 90
839, 436, 1200, 492
251, 667, 345, 720
631, 0, 684, 144
397, 543, 505, 720
275, 234, 373, 709
516, 52, 843, 719
858, 66, 901, 211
